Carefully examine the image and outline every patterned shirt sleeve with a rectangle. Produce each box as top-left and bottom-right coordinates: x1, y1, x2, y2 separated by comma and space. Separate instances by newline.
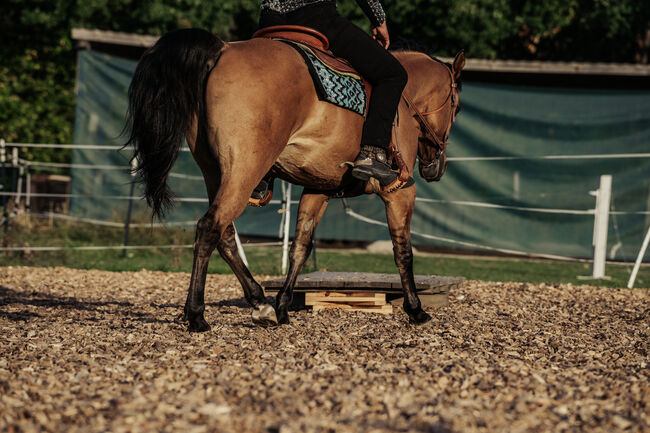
354, 0, 386, 27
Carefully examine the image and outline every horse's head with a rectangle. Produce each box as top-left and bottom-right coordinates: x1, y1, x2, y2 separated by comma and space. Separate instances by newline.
406, 50, 465, 182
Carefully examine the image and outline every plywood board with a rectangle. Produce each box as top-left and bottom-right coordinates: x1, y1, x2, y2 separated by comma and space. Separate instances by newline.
312, 303, 393, 315
263, 272, 463, 293
305, 292, 385, 306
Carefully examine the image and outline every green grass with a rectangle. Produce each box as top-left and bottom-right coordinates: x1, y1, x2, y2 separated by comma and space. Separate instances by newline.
1, 218, 648, 288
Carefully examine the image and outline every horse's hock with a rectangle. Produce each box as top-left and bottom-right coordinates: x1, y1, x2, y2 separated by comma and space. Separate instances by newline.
263, 271, 463, 312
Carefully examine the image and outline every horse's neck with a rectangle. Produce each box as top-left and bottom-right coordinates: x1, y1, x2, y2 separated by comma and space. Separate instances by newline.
396, 51, 450, 110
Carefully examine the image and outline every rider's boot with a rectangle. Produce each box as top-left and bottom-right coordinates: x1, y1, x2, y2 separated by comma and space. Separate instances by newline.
248, 175, 274, 207
251, 178, 270, 201
350, 145, 399, 187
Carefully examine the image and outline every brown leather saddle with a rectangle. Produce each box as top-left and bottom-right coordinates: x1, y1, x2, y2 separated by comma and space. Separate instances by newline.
253, 25, 372, 107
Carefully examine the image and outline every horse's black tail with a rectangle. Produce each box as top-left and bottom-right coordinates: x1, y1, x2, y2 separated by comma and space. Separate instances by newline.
124, 28, 225, 220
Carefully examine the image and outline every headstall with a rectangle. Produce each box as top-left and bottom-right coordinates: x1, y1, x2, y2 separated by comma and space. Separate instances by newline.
401, 64, 458, 155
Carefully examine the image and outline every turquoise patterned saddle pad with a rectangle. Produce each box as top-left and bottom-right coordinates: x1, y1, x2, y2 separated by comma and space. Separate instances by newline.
280, 40, 369, 116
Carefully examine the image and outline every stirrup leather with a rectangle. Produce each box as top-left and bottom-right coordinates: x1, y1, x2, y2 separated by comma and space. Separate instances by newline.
380, 143, 412, 194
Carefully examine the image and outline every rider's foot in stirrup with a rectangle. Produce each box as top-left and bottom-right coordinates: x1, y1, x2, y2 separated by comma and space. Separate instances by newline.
350, 145, 399, 187
251, 179, 269, 200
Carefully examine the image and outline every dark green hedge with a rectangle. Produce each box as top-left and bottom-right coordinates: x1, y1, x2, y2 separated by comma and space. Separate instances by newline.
1, 0, 648, 164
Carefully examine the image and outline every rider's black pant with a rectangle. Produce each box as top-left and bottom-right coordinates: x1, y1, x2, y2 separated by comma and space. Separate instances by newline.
260, 2, 408, 150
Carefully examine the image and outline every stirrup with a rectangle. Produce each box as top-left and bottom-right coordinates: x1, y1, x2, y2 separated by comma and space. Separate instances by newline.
380, 173, 414, 193
351, 145, 414, 193
248, 178, 274, 207
248, 190, 273, 207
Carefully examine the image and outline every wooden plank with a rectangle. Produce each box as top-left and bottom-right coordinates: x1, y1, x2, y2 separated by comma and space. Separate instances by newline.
264, 272, 456, 310
71, 28, 159, 47
262, 272, 464, 293
310, 301, 382, 307
388, 293, 449, 308
312, 303, 393, 315
305, 292, 385, 306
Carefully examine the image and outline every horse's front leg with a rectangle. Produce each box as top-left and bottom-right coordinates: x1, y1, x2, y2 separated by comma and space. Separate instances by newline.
380, 186, 431, 325
276, 191, 330, 324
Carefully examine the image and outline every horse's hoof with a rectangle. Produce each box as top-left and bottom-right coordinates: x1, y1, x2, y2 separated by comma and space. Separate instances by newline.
408, 309, 432, 325
188, 316, 211, 332
251, 303, 278, 327
175, 312, 188, 323
277, 309, 290, 325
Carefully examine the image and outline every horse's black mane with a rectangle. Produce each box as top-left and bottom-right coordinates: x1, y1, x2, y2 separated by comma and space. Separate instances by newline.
390, 39, 463, 91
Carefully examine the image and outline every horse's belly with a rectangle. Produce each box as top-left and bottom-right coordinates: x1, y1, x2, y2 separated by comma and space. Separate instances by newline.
273, 138, 357, 190
270, 101, 364, 189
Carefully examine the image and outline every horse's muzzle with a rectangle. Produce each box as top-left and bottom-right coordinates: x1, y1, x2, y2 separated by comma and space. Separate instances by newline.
419, 152, 448, 182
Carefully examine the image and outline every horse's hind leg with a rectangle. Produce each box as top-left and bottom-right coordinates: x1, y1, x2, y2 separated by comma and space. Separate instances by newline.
184, 188, 276, 332
184, 207, 221, 332
216, 224, 277, 326
380, 187, 431, 325
276, 191, 330, 324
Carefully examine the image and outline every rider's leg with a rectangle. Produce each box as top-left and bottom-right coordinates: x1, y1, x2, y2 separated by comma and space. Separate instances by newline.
324, 16, 408, 186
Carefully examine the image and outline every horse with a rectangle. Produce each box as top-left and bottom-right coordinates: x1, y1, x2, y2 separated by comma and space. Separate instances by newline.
125, 28, 464, 332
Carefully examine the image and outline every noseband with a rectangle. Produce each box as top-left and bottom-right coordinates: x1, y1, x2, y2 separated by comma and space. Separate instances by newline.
401, 63, 458, 181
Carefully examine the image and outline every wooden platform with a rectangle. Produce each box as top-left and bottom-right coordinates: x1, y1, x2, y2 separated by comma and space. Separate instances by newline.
263, 272, 464, 309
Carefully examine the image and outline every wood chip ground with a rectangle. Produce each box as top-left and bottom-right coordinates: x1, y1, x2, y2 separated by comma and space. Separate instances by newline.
0, 266, 648, 433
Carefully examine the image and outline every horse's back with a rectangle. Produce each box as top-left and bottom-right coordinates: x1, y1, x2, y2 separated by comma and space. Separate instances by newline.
203, 38, 364, 189
206, 39, 313, 129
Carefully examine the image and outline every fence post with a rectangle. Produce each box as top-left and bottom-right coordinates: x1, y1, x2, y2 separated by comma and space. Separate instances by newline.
311, 236, 318, 271
12, 148, 20, 216
25, 164, 31, 227
1, 139, 7, 233
281, 182, 292, 275
589, 175, 612, 279
233, 224, 248, 267
627, 225, 650, 289
278, 181, 287, 239
122, 158, 138, 258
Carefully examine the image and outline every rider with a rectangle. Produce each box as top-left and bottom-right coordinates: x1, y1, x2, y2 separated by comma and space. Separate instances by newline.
257, 0, 408, 189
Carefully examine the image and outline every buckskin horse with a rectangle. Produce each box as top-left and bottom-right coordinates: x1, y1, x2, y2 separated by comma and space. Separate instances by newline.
125, 27, 464, 332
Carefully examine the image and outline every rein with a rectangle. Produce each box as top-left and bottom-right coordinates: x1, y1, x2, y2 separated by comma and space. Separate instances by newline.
401, 63, 457, 154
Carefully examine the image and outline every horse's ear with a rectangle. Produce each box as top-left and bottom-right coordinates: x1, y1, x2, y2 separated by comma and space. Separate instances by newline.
452, 50, 465, 81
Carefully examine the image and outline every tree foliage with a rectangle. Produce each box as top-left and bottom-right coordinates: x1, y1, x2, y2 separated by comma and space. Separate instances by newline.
1, 0, 648, 163
383, 0, 650, 61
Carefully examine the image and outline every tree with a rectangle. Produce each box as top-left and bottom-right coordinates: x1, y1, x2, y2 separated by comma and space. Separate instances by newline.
1, 0, 648, 165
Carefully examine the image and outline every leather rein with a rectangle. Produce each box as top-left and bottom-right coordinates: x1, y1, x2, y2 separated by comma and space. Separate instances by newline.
401, 63, 458, 156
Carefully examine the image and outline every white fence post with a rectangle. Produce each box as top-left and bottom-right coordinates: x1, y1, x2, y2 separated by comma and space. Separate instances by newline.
1, 139, 7, 233
627, 225, 650, 289
281, 182, 292, 275
233, 224, 248, 267
589, 175, 612, 279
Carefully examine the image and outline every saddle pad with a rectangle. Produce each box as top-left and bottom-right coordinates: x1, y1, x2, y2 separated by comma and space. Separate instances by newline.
280, 40, 368, 116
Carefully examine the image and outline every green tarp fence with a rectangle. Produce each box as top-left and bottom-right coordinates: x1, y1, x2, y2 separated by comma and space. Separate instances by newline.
71, 50, 650, 260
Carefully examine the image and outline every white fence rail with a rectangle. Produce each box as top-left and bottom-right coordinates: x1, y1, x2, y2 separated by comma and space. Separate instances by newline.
2, 139, 649, 281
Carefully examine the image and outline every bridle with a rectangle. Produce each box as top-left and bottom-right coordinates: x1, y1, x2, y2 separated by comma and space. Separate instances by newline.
401, 63, 458, 157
